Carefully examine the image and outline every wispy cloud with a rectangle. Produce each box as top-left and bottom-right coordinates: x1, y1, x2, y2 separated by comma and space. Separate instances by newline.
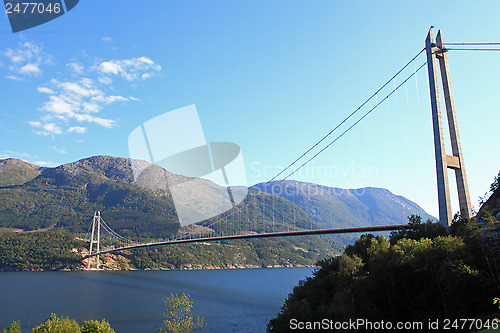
1, 41, 161, 136
36, 77, 125, 131
19, 63, 41, 75
67, 126, 87, 134
98, 76, 112, 85
2, 41, 52, 77
32, 160, 58, 167
96, 56, 161, 81
28, 119, 63, 136
66, 62, 84, 75
37, 87, 54, 94
50, 146, 67, 154
5, 75, 24, 81
31, 55, 158, 135
0, 151, 58, 167
32, 122, 63, 136
28, 120, 42, 127
0, 150, 37, 159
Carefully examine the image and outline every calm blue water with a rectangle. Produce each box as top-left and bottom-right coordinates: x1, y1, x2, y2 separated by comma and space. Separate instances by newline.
0, 267, 314, 332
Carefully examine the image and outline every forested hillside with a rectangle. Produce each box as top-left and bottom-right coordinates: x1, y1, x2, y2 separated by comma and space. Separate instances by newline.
268, 213, 500, 332
0, 156, 342, 270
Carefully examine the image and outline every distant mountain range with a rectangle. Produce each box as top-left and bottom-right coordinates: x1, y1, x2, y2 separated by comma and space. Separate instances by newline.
252, 181, 435, 229
252, 181, 435, 244
0, 155, 434, 247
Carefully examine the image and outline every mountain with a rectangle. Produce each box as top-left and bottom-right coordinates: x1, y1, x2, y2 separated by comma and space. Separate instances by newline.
252, 181, 435, 228
0, 156, 341, 269
0, 156, 308, 234
0, 158, 41, 186
251, 180, 435, 244
0, 156, 179, 237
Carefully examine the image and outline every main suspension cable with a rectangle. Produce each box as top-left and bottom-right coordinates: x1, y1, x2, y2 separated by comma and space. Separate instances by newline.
280, 61, 428, 182
266, 48, 426, 184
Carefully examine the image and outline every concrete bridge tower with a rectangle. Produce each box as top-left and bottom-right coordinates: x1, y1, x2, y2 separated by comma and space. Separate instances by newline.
425, 27, 472, 227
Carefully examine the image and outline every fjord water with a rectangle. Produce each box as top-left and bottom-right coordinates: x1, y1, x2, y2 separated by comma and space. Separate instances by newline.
0, 267, 314, 332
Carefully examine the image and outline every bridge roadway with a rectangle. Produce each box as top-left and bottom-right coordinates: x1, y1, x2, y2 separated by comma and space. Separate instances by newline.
85, 224, 412, 259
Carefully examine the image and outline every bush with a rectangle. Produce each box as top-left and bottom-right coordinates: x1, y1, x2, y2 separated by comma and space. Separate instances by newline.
1, 321, 21, 333
2, 315, 115, 333
81, 320, 115, 333
31, 314, 80, 333
159, 293, 205, 333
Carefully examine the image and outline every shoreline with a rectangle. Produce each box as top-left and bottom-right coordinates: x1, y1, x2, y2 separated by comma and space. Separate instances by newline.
0, 263, 317, 272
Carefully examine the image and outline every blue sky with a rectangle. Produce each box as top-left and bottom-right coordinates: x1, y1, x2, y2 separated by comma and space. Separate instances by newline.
0, 1, 499, 217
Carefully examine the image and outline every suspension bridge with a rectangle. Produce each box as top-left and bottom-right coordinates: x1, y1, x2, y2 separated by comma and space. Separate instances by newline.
83, 28, 500, 269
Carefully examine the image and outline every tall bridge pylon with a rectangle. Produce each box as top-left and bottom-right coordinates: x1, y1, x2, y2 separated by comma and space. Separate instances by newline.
425, 27, 472, 227
87, 211, 101, 269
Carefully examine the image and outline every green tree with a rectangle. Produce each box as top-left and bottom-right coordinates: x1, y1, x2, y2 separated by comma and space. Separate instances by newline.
1, 321, 21, 333
158, 293, 205, 333
490, 171, 500, 193
390, 214, 447, 244
268, 232, 495, 331
479, 171, 500, 205
81, 320, 115, 333
31, 314, 81, 333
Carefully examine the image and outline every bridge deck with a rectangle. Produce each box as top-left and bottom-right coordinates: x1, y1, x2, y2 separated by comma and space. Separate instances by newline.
86, 224, 411, 258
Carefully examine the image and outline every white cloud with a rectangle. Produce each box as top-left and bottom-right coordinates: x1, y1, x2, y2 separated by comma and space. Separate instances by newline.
29, 121, 42, 127
37, 87, 55, 94
91, 94, 128, 104
32, 160, 58, 167
43, 123, 62, 134
96, 56, 161, 81
104, 95, 127, 104
42, 114, 67, 122
66, 62, 84, 74
60, 80, 101, 97
80, 77, 94, 88
82, 102, 100, 113
93, 117, 114, 128
5, 75, 23, 81
2, 42, 52, 77
42, 95, 77, 115
73, 113, 93, 122
98, 76, 112, 85
35, 123, 63, 136
0, 152, 58, 168
4, 42, 41, 63
51, 146, 67, 154
19, 63, 41, 75
28, 50, 161, 135
0, 151, 37, 159
137, 56, 154, 65
39, 79, 106, 121
67, 126, 87, 134
102, 37, 112, 43
99, 61, 122, 75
